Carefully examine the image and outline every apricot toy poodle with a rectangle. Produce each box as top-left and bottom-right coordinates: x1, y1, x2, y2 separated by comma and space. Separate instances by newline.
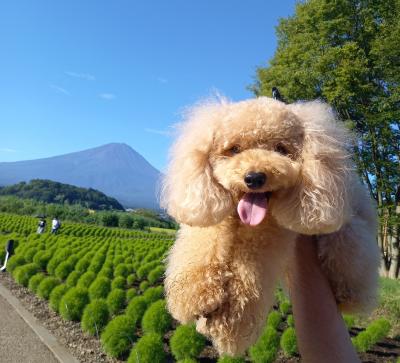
161, 97, 380, 355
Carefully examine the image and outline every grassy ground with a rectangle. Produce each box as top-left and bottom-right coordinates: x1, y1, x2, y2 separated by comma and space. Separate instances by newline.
355, 277, 400, 339
149, 227, 177, 236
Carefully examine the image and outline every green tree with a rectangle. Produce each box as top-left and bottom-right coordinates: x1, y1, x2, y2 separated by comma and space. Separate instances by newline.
252, 0, 400, 278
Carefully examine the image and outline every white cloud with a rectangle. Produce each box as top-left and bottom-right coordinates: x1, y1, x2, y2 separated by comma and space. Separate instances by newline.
65, 71, 95, 81
156, 77, 168, 84
99, 93, 116, 100
0, 148, 17, 153
144, 128, 173, 137
50, 84, 70, 95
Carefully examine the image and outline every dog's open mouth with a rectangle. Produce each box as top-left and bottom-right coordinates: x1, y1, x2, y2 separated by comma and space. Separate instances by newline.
237, 192, 271, 226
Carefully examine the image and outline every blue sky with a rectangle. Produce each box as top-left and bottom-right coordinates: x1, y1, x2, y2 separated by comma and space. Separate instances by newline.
0, 0, 296, 171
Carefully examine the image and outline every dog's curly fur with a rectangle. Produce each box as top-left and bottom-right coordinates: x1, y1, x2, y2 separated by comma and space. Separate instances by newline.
161, 97, 380, 355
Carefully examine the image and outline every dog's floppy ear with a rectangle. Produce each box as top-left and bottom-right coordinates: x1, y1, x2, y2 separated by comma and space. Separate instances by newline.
161, 103, 233, 226
274, 101, 352, 234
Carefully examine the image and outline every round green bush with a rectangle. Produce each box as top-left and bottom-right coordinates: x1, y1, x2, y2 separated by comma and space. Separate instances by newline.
368, 318, 391, 342
249, 326, 279, 363
77, 271, 96, 288
139, 281, 150, 292
13, 263, 40, 287
137, 261, 159, 280
170, 324, 206, 360
279, 301, 291, 316
59, 287, 89, 321
24, 247, 39, 262
81, 299, 110, 336
126, 296, 148, 327
74, 258, 90, 273
37, 277, 60, 300
98, 266, 113, 279
267, 310, 282, 329
114, 263, 129, 278
7, 255, 26, 273
111, 276, 126, 290
217, 356, 245, 363
280, 327, 298, 356
33, 250, 52, 269
127, 333, 166, 363
89, 277, 111, 300
101, 315, 136, 358
287, 314, 295, 327
147, 265, 164, 285
106, 289, 126, 315
343, 314, 355, 329
127, 288, 137, 302
142, 286, 164, 304
49, 284, 69, 312
66, 271, 81, 287
28, 273, 46, 293
352, 331, 372, 353
55, 260, 75, 280
142, 300, 172, 335
127, 274, 136, 286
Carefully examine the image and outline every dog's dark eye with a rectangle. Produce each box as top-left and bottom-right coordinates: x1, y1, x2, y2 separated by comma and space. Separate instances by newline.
228, 145, 241, 155
275, 143, 289, 156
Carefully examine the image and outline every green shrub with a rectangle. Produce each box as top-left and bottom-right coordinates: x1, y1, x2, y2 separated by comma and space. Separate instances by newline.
127, 333, 166, 363
28, 273, 46, 293
37, 277, 60, 300
147, 265, 164, 285
280, 327, 298, 356
89, 277, 111, 300
114, 264, 129, 278
98, 266, 113, 279
137, 261, 159, 279
101, 315, 136, 358
24, 247, 38, 262
142, 286, 164, 304
368, 318, 391, 342
66, 271, 81, 287
249, 326, 280, 363
343, 314, 355, 329
107, 289, 126, 315
55, 261, 75, 280
127, 274, 136, 286
14, 263, 40, 287
127, 288, 137, 302
59, 287, 89, 321
170, 324, 206, 360
81, 299, 110, 336
279, 301, 291, 316
142, 300, 171, 335
33, 250, 52, 269
49, 284, 69, 312
111, 276, 126, 290
267, 310, 282, 329
126, 296, 148, 327
77, 271, 96, 288
75, 258, 90, 273
352, 331, 373, 353
7, 255, 26, 273
139, 281, 149, 292
217, 356, 245, 363
286, 314, 295, 328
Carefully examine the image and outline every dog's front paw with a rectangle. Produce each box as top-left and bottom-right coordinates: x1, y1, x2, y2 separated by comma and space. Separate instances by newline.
165, 264, 231, 323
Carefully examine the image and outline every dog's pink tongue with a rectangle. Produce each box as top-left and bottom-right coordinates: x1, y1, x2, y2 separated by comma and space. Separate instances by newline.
237, 193, 268, 226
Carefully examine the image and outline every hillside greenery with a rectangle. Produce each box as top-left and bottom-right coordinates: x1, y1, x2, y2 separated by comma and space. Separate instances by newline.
0, 195, 177, 231
0, 179, 124, 210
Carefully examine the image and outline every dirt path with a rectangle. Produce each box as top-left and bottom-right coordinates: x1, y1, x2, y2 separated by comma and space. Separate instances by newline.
0, 294, 59, 363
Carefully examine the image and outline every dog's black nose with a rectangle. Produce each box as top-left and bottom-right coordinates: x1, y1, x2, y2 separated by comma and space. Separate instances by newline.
244, 172, 267, 190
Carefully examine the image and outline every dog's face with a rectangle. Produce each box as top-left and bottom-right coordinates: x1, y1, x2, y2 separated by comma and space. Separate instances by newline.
210, 102, 304, 226
162, 97, 351, 234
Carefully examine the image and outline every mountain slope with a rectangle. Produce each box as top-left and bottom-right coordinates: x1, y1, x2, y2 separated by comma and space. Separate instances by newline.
0, 143, 161, 209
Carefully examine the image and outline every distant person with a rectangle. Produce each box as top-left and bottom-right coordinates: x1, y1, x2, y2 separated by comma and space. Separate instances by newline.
37, 218, 46, 234
51, 217, 61, 234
